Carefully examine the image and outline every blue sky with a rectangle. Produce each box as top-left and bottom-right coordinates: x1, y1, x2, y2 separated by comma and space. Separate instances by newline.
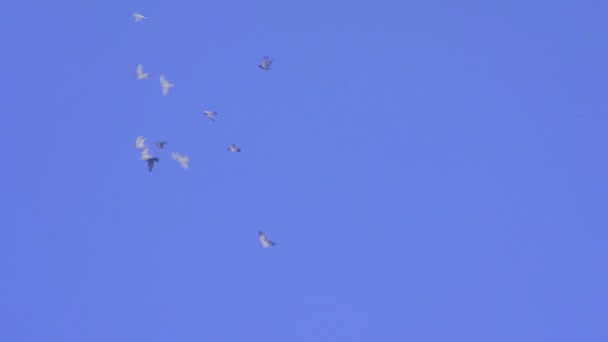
1, 1, 607, 341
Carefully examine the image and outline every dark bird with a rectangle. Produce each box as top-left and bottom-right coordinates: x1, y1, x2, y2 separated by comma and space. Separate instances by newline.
145, 157, 159, 172
258, 231, 275, 248
228, 144, 241, 152
258, 56, 274, 70
155, 141, 168, 148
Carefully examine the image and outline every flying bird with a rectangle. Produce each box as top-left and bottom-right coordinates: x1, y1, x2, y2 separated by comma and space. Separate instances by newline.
140, 147, 153, 160
171, 152, 190, 170
203, 110, 217, 121
145, 157, 159, 172
258, 56, 274, 70
258, 231, 275, 248
155, 141, 168, 149
160, 75, 174, 95
136, 64, 148, 79
228, 144, 241, 152
133, 13, 147, 22
135, 136, 147, 149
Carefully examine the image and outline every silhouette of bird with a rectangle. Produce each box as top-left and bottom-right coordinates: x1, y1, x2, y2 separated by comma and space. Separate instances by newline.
136, 64, 148, 79
203, 110, 217, 121
228, 144, 241, 152
258, 56, 274, 70
155, 141, 168, 149
258, 231, 275, 248
145, 157, 159, 172
133, 13, 147, 22
160, 75, 174, 95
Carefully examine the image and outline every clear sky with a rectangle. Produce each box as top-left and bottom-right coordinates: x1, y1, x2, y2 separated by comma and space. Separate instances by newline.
1, 1, 607, 341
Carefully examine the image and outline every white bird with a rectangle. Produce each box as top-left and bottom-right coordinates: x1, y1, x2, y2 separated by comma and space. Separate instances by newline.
135, 136, 147, 149
160, 75, 174, 95
203, 110, 217, 121
171, 152, 190, 170
133, 13, 148, 22
140, 147, 153, 160
258, 231, 275, 248
136, 64, 148, 79
258, 56, 274, 70
228, 144, 241, 152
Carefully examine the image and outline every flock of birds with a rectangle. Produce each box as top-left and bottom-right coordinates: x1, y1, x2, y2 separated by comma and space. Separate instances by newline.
131, 12, 276, 249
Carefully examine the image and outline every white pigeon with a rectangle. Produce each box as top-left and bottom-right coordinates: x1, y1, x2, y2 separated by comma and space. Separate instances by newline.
203, 110, 217, 121
136, 64, 148, 79
133, 13, 148, 22
228, 144, 241, 152
258, 56, 274, 70
258, 231, 275, 248
160, 75, 174, 95
140, 147, 153, 160
171, 152, 190, 170
135, 136, 147, 149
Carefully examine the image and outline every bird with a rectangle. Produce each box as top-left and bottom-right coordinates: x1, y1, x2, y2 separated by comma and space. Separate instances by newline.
145, 157, 159, 172
140, 147, 153, 160
171, 152, 190, 170
228, 144, 241, 152
136, 64, 148, 79
135, 136, 147, 149
203, 110, 217, 122
258, 231, 275, 248
258, 56, 274, 70
160, 75, 175, 95
155, 141, 168, 149
133, 13, 147, 22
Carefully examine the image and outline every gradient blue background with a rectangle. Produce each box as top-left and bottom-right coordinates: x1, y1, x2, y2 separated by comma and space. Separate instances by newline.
1, 1, 607, 341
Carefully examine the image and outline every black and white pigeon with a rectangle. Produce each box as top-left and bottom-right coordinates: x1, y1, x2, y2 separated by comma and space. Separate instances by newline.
228, 144, 241, 152
203, 110, 217, 122
258, 231, 275, 248
155, 141, 168, 149
145, 157, 159, 172
258, 56, 273, 70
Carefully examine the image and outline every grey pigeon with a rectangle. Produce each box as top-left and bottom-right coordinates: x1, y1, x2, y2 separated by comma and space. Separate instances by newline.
155, 141, 168, 148
258, 56, 273, 70
203, 110, 217, 122
258, 231, 275, 248
228, 144, 241, 152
